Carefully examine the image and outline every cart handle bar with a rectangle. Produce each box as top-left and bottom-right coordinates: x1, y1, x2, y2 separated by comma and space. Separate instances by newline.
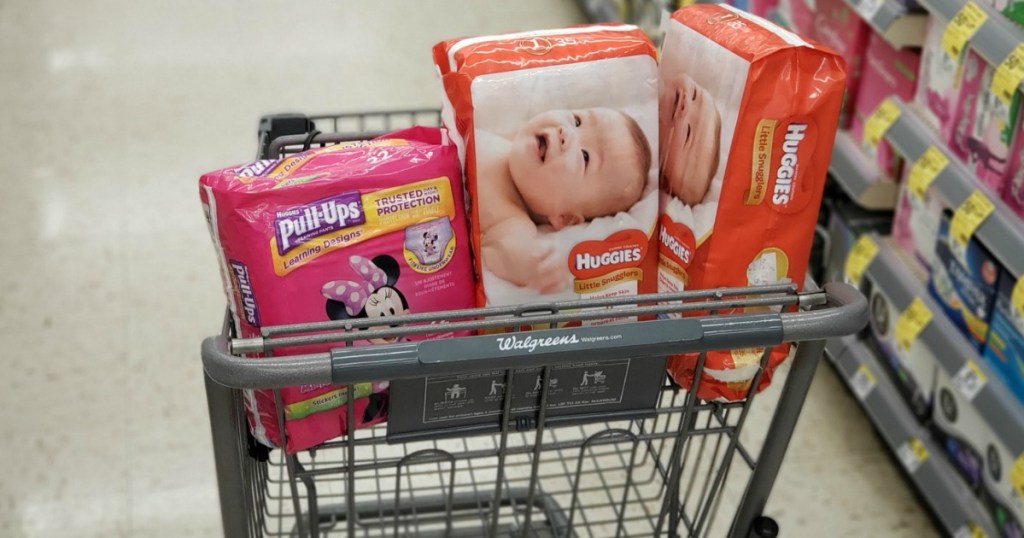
201, 282, 866, 390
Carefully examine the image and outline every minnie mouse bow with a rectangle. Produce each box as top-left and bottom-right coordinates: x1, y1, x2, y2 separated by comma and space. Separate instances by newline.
321, 255, 388, 316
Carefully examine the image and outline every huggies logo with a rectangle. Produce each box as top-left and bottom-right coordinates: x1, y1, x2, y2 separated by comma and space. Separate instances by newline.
659, 226, 691, 265
496, 334, 580, 352
770, 122, 816, 212
569, 230, 649, 280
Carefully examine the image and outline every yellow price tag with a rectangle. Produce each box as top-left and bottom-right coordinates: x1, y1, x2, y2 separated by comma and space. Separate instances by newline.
862, 99, 901, 148
908, 146, 949, 201
1011, 453, 1024, 498
898, 437, 930, 472
895, 297, 933, 351
1012, 276, 1024, 318
955, 522, 988, 538
851, 364, 877, 400
950, 190, 995, 258
844, 235, 879, 287
910, 438, 929, 462
942, 1, 989, 60
991, 43, 1024, 106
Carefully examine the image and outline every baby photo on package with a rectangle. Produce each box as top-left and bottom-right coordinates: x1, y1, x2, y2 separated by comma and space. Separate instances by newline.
434, 25, 659, 310
658, 5, 845, 400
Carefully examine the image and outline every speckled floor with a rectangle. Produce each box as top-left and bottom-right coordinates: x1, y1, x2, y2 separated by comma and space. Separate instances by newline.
0, 1, 935, 536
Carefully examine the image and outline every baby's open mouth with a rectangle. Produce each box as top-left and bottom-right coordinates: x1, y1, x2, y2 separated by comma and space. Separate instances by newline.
536, 134, 548, 162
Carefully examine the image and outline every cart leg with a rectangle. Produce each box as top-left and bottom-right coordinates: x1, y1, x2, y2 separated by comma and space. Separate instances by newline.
728, 339, 827, 538
205, 371, 251, 538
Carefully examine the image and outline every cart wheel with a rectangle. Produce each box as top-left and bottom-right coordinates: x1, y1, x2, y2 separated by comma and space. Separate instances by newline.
750, 516, 779, 538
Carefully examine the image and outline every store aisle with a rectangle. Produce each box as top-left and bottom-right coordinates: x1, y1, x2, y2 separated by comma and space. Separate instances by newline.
0, 1, 934, 536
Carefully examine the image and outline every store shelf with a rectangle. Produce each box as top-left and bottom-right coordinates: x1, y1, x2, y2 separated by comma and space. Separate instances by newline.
883, 98, 1024, 278
863, 236, 1024, 449
826, 334, 997, 536
844, 0, 927, 48
828, 130, 901, 210
918, 0, 1024, 83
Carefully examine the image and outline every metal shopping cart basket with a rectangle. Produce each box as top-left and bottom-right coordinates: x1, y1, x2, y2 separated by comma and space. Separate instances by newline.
201, 110, 868, 538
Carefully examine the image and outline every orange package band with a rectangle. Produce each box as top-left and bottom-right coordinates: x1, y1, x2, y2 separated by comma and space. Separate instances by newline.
657, 5, 846, 401
434, 25, 661, 312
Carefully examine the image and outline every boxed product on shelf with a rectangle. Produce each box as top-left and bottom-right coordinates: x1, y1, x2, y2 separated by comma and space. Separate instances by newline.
892, 172, 947, 271
850, 31, 922, 180
198, 127, 477, 452
810, 0, 870, 129
774, 0, 815, 37
656, 4, 845, 400
863, 268, 937, 421
914, 15, 965, 136
932, 369, 1024, 538
824, 193, 894, 284
929, 211, 1002, 351
1002, 120, 1024, 218
982, 272, 1024, 406
433, 24, 659, 311
947, 49, 1023, 194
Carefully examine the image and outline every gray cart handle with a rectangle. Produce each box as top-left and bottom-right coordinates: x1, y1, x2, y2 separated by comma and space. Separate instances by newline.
202, 282, 865, 390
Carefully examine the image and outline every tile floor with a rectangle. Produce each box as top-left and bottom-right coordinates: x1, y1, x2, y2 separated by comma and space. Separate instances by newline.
0, 1, 936, 536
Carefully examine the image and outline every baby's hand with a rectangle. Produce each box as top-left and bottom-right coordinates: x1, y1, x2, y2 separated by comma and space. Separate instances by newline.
529, 242, 570, 294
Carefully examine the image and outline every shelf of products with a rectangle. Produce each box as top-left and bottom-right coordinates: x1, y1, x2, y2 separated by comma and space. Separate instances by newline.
918, 0, 1024, 83
843, 0, 928, 47
862, 235, 1024, 446
826, 334, 997, 537
883, 98, 1024, 278
829, 130, 901, 210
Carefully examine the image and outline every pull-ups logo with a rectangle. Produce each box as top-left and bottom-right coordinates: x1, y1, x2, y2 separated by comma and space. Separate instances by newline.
517, 37, 553, 55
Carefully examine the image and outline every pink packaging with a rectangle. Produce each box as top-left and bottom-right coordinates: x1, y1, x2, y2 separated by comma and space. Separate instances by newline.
914, 16, 964, 135
892, 169, 945, 270
948, 49, 1023, 193
777, 0, 815, 37
811, 0, 870, 129
1004, 120, 1024, 218
199, 127, 476, 452
850, 32, 922, 179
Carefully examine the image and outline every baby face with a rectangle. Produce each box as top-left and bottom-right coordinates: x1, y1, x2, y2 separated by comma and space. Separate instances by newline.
660, 74, 721, 205
508, 107, 647, 229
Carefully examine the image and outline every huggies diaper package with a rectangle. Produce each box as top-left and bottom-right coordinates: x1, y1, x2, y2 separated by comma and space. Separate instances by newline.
914, 16, 966, 134
199, 127, 475, 452
811, 0, 870, 128
929, 212, 1001, 351
948, 50, 1023, 193
433, 25, 660, 311
657, 5, 845, 401
851, 31, 922, 180
983, 272, 1024, 406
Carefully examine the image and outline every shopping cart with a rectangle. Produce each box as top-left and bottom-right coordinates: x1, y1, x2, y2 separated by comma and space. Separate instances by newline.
201, 110, 868, 538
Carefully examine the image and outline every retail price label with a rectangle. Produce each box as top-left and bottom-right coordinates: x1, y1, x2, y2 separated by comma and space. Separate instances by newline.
1011, 276, 1024, 319
908, 146, 948, 201
954, 522, 988, 538
856, 0, 885, 20
851, 364, 877, 400
862, 98, 901, 148
844, 235, 879, 287
991, 43, 1024, 106
952, 360, 987, 401
950, 190, 994, 266
896, 437, 929, 473
895, 297, 933, 351
1011, 453, 1024, 498
942, 1, 988, 61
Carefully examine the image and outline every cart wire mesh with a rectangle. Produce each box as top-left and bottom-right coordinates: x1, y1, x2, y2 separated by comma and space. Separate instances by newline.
199, 108, 863, 538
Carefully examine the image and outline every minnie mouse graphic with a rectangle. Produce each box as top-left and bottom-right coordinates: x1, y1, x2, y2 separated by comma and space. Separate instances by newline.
321, 254, 409, 423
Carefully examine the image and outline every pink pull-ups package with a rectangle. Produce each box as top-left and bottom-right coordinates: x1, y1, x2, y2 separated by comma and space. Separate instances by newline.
199, 127, 475, 452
